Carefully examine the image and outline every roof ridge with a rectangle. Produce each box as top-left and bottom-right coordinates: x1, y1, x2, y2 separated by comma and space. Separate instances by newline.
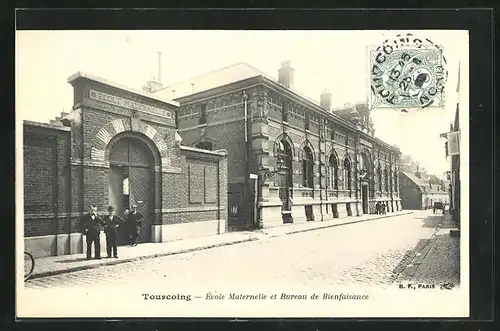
156, 62, 263, 93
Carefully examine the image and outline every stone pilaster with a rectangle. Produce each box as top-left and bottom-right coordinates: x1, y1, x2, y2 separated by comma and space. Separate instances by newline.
338, 203, 348, 218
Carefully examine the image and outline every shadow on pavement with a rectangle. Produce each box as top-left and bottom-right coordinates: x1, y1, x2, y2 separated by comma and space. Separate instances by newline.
419, 214, 443, 228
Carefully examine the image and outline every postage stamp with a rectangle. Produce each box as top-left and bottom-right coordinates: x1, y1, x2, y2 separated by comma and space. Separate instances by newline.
369, 33, 449, 110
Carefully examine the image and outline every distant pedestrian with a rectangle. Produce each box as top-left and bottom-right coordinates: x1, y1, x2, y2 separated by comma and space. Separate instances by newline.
80, 205, 105, 260
381, 202, 386, 215
126, 204, 143, 247
103, 206, 125, 258
375, 202, 381, 215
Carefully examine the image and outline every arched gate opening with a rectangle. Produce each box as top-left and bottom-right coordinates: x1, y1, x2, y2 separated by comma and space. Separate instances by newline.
108, 136, 157, 245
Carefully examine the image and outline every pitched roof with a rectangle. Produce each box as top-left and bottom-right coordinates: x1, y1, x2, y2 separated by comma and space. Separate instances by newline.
153, 61, 401, 153
401, 172, 447, 194
154, 63, 268, 100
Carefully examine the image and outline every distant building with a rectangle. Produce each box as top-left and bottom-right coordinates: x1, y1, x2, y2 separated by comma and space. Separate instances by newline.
440, 63, 461, 225
154, 62, 403, 230
399, 171, 449, 210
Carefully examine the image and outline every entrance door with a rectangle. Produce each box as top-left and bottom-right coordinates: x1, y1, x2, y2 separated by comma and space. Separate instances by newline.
228, 183, 245, 231
361, 183, 369, 214
129, 166, 153, 243
109, 137, 155, 245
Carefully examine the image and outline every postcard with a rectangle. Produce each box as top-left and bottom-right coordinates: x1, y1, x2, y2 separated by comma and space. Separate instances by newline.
16, 29, 469, 318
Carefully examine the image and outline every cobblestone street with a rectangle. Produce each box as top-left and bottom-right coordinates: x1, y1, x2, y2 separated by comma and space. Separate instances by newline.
25, 210, 448, 291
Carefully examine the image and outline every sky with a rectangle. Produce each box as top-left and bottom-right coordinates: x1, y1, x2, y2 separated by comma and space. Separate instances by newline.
16, 30, 468, 176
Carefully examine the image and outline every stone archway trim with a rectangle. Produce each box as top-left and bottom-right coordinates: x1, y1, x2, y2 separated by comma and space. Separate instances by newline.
91, 118, 169, 162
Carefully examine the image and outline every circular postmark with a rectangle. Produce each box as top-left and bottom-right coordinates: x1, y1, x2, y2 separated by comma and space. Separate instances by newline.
369, 33, 448, 110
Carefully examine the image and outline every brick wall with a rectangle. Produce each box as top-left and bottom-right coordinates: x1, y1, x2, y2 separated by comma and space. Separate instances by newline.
178, 95, 245, 184
159, 149, 226, 225
23, 124, 71, 237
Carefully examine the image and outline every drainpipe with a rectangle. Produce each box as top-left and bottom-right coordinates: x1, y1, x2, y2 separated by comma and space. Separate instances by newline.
68, 131, 72, 254
243, 91, 250, 229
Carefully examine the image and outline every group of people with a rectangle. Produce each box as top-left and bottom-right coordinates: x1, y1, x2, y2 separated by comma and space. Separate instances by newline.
79, 204, 143, 260
375, 202, 388, 215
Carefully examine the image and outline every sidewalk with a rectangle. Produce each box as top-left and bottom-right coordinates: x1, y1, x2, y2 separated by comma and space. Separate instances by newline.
259, 210, 413, 237
395, 212, 460, 286
28, 211, 412, 280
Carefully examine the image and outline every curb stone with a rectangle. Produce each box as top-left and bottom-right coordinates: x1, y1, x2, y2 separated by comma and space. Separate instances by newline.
27, 211, 413, 280
28, 238, 258, 280
260, 211, 414, 237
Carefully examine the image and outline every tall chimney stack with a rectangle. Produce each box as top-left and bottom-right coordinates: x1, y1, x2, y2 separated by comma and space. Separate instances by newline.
157, 51, 162, 84
278, 61, 294, 89
320, 89, 332, 110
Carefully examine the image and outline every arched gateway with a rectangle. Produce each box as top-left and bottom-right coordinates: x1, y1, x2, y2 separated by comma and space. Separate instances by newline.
108, 133, 160, 245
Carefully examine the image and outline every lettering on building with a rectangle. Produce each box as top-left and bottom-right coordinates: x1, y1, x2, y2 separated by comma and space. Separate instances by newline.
89, 89, 172, 119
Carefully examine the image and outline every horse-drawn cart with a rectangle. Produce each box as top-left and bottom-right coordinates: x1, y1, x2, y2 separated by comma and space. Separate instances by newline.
433, 201, 445, 214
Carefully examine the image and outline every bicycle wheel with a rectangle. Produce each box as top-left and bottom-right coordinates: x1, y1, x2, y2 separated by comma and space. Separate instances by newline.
24, 252, 35, 280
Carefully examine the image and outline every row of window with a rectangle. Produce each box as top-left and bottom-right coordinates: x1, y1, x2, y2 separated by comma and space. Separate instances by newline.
277, 138, 398, 192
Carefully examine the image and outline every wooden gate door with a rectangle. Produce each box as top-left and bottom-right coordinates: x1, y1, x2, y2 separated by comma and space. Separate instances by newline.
109, 137, 155, 244
129, 166, 153, 243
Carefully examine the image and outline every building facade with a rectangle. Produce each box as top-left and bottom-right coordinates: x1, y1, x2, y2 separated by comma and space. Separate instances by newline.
23, 73, 228, 258
156, 62, 403, 230
399, 172, 450, 210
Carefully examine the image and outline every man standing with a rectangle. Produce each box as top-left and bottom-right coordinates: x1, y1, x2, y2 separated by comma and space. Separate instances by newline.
126, 204, 143, 247
80, 205, 105, 260
375, 202, 380, 215
103, 206, 125, 258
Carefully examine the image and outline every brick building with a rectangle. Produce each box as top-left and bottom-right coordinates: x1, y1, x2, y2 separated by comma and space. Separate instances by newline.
23, 72, 228, 258
399, 171, 449, 210
154, 62, 403, 230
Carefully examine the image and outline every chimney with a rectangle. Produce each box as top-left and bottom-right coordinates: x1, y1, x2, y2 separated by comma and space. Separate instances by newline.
278, 61, 294, 89
320, 89, 332, 110
414, 164, 421, 179
157, 51, 162, 84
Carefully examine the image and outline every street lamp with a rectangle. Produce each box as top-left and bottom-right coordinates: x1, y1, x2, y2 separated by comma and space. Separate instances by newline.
259, 153, 284, 183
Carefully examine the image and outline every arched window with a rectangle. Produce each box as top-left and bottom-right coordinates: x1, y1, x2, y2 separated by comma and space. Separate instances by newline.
384, 168, 389, 192
359, 152, 371, 176
377, 165, 382, 191
329, 153, 338, 190
343, 157, 352, 191
195, 141, 213, 150
199, 103, 207, 125
302, 146, 314, 188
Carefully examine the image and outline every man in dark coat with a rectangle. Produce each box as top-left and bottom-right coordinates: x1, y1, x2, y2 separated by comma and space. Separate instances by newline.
375, 202, 381, 215
80, 205, 105, 260
103, 205, 125, 258
126, 204, 143, 247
